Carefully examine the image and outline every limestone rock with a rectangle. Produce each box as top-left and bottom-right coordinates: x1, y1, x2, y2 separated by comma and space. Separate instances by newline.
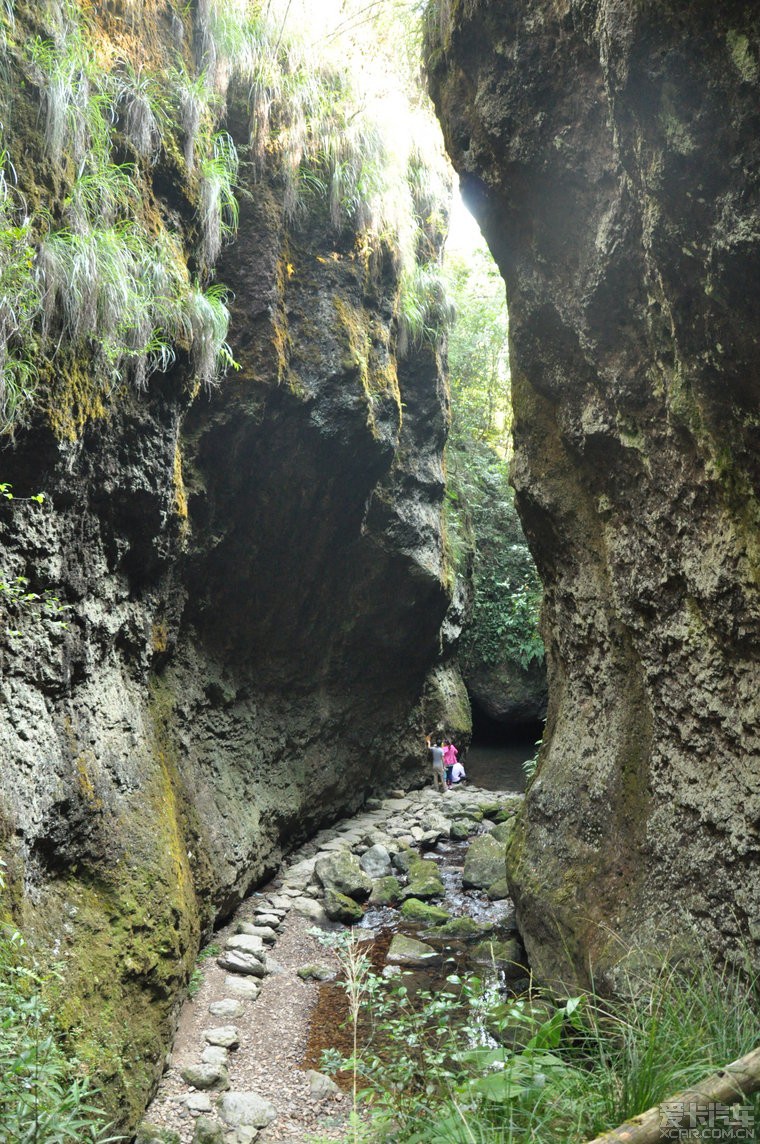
400, 899, 450, 926
400, 858, 445, 901
217, 1091, 277, 1129
386, 935, 442, 968
359, 844, 392, 879
315, 851, 372, 901
208, 1000, 245, 1020
223, 976, 261, 1000
306, 1069, 340, 1099
225, 934, 265, 955
323, 887, 364, 924
192, 1117, 225, 1144
216, 951, 266, 977
462, 835, 505, 891
368, 876, 402, 905
135, 1123, 180, 1144
179, 1063, 230, 1092
204, 1026, 240, 1049
235, 923, 277, 944
296, 964, 334, 982
201, 1046, 229, 1067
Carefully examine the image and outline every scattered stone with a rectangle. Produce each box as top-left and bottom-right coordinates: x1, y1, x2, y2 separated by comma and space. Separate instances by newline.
223, 975, 261, 1000
225, 933, 265, 955
191, 1116, 225, 1144
387, 789, 406, 800
391, 846, 416, 874
401, 858, 445, 901
179, 1063, 230, 1092
364, 797, 384, 810
462, 834, 506, 890
217, 1091, 277, 1129
323, 887, 364, 924
208, 999, 245, 1020
490, 820, 516, 846
252, 912, 282, 929
487, 877, 511, 901
204, 1025, 240, 1049
399, 898, 450, 925
429, 916, 488, 941
368, 875, 401, 905
216, 951, 266, 977
186, 1093, 213, 1113
296, 963, 334, 981
314, 851, 372, 900
201, 1045, 229, 1067
235, 923, 278, 944
359, 843, 392, 879
264, 954, 285, 974
306, 1069, 340, 1099
386, 934, 442, 968
450, 819, 473, 841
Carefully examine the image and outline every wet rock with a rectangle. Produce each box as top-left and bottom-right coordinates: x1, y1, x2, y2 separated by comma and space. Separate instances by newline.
462, 835, 505, 890
387, 935, 442, 968
323, 887, 364, 924
315, 851, 372, 901
368, 875, 401, 905
192, 1116, 225, 1144
217, 1091, 277, 1129
471, 938, 524, 974
487, 878, 510, 901
179, 1063, 230, 1091
204, 1026, 240, 1049
391, 846, 416, 874
400, 899, 450, 925
401, 858, 445, 901
208, 999, 245, 1020
359, 844, 392, 879
428, 916, 488, 941
306, 1069, 340, 1099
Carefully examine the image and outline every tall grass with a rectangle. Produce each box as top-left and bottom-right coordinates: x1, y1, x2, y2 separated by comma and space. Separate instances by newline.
319, 941, 760, 1144
198, 131, 239, 270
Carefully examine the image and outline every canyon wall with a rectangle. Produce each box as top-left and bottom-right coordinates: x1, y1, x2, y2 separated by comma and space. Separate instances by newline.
427, 0, 760, 988
0, 6, 460, 1127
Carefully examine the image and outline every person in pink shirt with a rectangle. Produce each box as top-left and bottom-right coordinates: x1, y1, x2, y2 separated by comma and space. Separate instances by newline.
443, 739, 459, 789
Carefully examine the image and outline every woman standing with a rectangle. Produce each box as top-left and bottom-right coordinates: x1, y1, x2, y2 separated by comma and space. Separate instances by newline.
443, 739, 459, 789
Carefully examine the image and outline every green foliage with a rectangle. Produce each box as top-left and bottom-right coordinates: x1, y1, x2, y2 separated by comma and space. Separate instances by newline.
319, 939, 760, 1143
0, 865, 118, 1142
198, 132, 239, 271
187, 941, 221, 998
449, 440, 544, 673
444, 239, 510, 451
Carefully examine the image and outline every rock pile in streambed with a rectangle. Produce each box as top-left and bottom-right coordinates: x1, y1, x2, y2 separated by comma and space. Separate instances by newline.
137, 783, 523, 1144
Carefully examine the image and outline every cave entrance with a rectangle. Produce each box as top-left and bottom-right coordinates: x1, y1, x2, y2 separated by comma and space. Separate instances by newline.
464, 698, 543, 793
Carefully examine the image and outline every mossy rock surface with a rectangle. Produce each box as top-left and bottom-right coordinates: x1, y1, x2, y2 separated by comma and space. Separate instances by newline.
323, 887, 364, 923
400, 898, 450, 925
136, 1123, 181, 1144
401, 857, 445, 900
462, 833, 506, 890
369, 875, 402, 905
487, 877, 511, 900
425, 915, 488, 941
490, 819, 516, 846
471, 937, 525, 973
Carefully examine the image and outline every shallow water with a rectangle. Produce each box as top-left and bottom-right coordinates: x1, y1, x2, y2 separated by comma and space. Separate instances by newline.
464, 738, 538, 793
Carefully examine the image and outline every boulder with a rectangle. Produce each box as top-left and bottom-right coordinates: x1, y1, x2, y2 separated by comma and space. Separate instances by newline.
204, 1025, 240, 1049
359, 844, 392, 879
135, 1124, 180, 1144
179, 1063, 230, 1091
192, 1117, 225, 1144
400, 899, 450, 926
315, 851, 372, 901
217, 1091, 277, 1129
306, 1069, 340, 1099
216, 951, 266, 977
462, 834, 505, 890
208, 999, 245, 1020
400, 858, 445, 901
225, 934, 264, 955
368, 876, 402, 905
386, 935, 442, 968
323, 887, 364, 924
223, 976, 261, 1000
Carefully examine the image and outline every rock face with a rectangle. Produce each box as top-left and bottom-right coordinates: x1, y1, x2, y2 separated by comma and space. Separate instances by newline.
427, 2, 760, 987
0, 7, 457, 1130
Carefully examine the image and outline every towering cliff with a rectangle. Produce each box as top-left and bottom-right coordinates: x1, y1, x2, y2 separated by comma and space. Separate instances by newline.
0, 0, 460, 1126
426, 1, 760, 988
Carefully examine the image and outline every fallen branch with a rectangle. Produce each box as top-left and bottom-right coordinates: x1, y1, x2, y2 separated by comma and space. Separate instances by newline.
585, 1045, 760, 1143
